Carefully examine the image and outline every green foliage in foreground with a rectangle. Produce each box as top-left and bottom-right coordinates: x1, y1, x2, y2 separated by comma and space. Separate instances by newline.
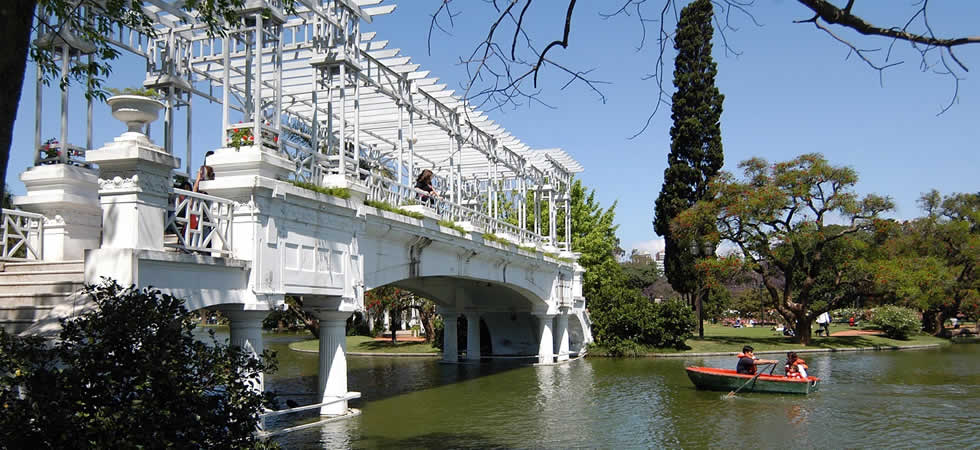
870, 305, 922, 340
290, 336, 439, 354
289, 180, 352, 199
437, 219, 466, 234
365, 199, 425, 219
0, 280, 276, 448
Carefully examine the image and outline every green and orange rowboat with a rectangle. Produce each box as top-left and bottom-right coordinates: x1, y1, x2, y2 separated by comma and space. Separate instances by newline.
685, 366, 820, 395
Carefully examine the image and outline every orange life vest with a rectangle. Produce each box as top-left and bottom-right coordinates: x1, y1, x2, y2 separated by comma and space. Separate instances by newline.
786, 358, 808, 378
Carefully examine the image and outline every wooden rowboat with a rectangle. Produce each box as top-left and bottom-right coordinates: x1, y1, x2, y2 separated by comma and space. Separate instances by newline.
685, 366, 820, 395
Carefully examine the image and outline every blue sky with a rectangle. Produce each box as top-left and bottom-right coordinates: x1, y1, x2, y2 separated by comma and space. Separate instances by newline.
10, 1, 979, 256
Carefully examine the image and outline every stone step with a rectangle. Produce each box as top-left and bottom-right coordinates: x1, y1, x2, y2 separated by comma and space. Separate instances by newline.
0, 270, 85, 284
0, 281, 85, 295
0, 292, 78, 307
0, 320, 35, 335
0, 305, 55, 321
1, 260, 85, 273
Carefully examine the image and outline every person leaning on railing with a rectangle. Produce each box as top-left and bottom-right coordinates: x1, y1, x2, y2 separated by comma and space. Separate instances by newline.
415, 169, 440, 207
193, 151, 215, 195
190, 151, 215, 249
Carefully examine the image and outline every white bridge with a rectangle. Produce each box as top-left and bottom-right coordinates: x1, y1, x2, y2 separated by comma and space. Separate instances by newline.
6, 0, 591, 417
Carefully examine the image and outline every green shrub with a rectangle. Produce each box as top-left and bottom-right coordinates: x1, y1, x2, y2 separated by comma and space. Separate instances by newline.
437, 219, 466, 234
289, 180, 351, 199
365, 199, 425, 220
517, 245, 537, 253
603, 338, 643, 357
0, 280, 275, 448
649, 298, 697, 348
870, 305, 921, 339
590, 284, 695, 350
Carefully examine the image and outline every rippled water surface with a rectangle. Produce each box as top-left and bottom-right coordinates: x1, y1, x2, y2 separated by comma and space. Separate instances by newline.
248, 333, 979, 448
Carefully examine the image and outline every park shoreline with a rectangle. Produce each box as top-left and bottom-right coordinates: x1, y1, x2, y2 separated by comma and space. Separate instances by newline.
587, 343, 945, 358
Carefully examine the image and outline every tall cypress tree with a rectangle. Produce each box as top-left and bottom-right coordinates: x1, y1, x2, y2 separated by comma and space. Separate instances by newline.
653, 0, 724, 299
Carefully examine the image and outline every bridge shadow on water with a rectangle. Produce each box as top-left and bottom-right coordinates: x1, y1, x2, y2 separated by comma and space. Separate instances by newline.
352, 431, 508, 449
265, 335, 535, 410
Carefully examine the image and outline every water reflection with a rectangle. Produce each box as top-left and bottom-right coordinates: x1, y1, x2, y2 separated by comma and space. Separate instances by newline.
246, 334, 979, 448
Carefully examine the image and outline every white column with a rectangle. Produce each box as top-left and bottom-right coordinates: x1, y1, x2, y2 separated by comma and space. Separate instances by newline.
86, 131, 179, 251
317, 311, 352, 416
536, 314, 555, 365
465, 312, 481, 361
223, 310, 269, 393
555, 312, 570, 362
442, 312, 458, 363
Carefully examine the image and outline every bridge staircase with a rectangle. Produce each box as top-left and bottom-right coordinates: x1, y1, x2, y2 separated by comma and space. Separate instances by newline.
0, 260, 85, 334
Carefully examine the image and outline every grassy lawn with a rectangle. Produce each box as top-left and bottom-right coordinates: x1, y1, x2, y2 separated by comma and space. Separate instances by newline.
590, 323, 950, 356
289, 335, 440, 354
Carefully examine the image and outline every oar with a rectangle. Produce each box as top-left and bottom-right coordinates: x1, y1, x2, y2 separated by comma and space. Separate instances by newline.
727, 363, 774, 398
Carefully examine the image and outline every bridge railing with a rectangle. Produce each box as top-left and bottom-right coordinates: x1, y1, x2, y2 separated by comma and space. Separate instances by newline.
1, 209, 45, 261
358, 168, 543, 247
166, 189, 235, 256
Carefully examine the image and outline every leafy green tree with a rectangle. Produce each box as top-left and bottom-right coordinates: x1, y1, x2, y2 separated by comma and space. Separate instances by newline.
871, 191, 979, 334
0, 279, 276, 448
653, 0, 725, 336
364, 286, 437, 343
563, 179, 622, 302
675, 153, 893, 344
620, 259, 660, 291
1, 0, 296, 203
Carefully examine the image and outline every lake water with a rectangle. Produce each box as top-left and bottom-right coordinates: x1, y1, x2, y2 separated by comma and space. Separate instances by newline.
254, 333, 979, 449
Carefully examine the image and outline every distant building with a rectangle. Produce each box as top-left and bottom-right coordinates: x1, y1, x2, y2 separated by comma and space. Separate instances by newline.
654, 250, 666, 274
630, 251, 654, 265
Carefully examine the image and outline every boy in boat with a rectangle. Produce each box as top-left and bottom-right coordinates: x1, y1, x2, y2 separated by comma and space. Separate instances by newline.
784, 352, 809, 379
736, 345, 779, 375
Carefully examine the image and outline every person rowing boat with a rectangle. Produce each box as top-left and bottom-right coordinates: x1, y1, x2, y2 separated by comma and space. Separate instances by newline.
735, 345, 779, 375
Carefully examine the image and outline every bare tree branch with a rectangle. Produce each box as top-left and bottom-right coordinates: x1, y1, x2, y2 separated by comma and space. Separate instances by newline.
430, 0, 980, 133
796, 0, 980, 49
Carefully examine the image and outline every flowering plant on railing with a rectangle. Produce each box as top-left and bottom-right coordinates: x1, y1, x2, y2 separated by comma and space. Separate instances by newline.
226, 122, 280, 151
36, 138, 88, 167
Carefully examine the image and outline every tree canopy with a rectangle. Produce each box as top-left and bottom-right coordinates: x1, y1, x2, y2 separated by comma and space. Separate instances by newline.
674, 153, 893, 344
872, 191, 979, 334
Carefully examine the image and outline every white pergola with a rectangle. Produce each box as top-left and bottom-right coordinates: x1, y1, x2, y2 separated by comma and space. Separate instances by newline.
33, 0, 583, 248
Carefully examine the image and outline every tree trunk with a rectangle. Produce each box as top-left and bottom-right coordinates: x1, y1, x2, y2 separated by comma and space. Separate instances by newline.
300, 312, 319, 339
0, 1, 37, 201
696, 290, 704, 338
922, 309, 944, 336
794, 317, 813, 346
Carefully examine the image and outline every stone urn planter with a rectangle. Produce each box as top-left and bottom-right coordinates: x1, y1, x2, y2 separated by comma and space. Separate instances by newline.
106, 95, 165, 133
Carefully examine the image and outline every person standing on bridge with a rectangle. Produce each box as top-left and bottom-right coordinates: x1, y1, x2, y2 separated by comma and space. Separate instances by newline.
415, 169, 440, 206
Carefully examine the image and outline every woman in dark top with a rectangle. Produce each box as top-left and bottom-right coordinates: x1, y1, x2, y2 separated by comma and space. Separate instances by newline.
415, 169, 439, 205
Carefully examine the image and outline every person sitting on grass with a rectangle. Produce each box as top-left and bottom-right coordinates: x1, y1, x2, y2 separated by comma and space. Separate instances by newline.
736, 345, 779, 375
784, 351, 808, 379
